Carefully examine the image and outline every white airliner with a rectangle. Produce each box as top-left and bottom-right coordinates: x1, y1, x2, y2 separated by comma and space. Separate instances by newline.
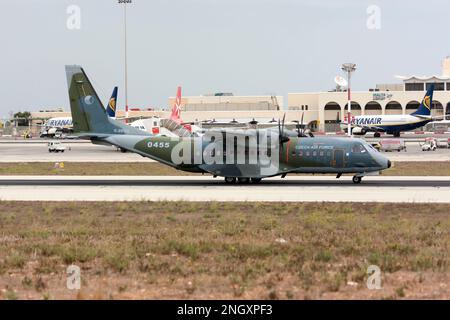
129, 86, 202, 137
341, 85, 436, 137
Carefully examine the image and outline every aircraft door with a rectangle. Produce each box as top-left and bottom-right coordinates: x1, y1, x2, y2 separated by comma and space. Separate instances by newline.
333, 149, 344, 168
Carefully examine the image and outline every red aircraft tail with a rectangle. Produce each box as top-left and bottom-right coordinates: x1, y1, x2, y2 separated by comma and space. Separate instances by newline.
170, 86, 182, 124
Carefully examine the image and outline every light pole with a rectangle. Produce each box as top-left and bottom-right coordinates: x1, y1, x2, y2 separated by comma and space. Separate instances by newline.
341, 63, 356, 137
121, 1, 131, 121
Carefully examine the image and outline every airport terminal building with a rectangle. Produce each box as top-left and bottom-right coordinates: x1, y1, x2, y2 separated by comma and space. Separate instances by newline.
23, 57, 450, 135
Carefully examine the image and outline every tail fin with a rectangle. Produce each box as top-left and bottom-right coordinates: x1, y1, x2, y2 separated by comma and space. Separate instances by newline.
411, 84, 434, 116
106, 86, 118, 118
65, 65, 146, 136
170, 86, 182, 123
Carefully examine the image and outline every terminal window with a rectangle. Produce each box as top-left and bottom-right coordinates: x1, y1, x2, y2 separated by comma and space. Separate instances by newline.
426, 82, 444, 91
405, 83, 424, 91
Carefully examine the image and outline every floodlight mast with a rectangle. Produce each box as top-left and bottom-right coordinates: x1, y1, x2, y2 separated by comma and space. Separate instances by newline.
341, 63, 356, 137
121, 1, 131, 122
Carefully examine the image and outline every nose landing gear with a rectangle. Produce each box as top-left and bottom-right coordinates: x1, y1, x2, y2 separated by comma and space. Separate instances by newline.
352, 176, 362, 184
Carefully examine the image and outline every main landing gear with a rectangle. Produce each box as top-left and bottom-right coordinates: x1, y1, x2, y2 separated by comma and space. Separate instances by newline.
352, 176, 362, 184
224, 177, 262, 184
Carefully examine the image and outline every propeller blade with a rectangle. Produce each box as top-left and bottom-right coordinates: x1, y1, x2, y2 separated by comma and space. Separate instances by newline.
301, 112, 305, 136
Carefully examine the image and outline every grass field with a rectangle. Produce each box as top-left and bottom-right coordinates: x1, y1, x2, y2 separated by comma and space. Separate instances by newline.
0, 202, 448, 300
0, 161, 449, 176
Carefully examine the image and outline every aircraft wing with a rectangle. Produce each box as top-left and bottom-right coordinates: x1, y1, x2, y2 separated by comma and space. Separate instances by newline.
429, 115, 447, 120
414, 115, 433, 120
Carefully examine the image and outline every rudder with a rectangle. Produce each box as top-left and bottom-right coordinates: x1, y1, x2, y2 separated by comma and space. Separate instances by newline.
411, 84, 434, 116
65, 65, 117, 134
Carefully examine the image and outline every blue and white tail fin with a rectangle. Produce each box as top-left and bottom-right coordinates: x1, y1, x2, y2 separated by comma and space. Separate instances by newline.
106, 86, 118, 118
411, 84, 434, 117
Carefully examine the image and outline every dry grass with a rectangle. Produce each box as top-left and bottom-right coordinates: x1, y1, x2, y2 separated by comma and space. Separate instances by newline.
0, 162, 198, 176
0, 202, 448, 299
0, 161, 449, 176
384, 161, 450, 176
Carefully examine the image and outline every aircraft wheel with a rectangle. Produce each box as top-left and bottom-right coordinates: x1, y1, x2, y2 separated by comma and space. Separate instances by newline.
237, 177, 250, 184
224, 177, 236, 184
352, 176, 362, 184
251, 178, 262, 184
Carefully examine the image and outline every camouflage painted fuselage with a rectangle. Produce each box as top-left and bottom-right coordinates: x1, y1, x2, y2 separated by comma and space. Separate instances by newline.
99, 133, 390, 178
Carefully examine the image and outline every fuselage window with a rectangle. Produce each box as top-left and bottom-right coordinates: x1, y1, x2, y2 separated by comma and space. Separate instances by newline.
352, 143, 367, 153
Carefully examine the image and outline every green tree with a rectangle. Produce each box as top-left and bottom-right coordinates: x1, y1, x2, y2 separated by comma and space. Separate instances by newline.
13, 111, 31, 126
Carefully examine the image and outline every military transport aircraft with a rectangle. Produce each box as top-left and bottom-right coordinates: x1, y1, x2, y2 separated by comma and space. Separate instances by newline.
66, 65, 391, 184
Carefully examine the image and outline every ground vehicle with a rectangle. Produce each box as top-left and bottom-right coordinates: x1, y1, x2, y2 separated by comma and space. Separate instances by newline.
436, 139, 448, 148
48, 141, 66, 153
421, 138, 437, 151
379, 139, 406, 152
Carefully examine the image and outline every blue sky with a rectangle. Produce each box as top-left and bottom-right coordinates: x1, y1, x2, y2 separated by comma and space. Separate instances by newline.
1, 0, 449, 116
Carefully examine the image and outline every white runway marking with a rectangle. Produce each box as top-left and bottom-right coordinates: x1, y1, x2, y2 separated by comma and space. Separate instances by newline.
0, 176, 449, 202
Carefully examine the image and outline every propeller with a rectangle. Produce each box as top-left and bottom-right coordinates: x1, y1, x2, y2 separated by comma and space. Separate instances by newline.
278, 113, 290, 145
295, 112, 315, 138
295, 112, 307, 137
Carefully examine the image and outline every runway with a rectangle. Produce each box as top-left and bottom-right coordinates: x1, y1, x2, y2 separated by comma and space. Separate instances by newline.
1, 140, 450, 162
1, 176, 450, 202
0, 142, 147, 162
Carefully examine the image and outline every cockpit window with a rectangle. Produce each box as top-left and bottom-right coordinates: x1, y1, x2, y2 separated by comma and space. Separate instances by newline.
351, 143, 367, 153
